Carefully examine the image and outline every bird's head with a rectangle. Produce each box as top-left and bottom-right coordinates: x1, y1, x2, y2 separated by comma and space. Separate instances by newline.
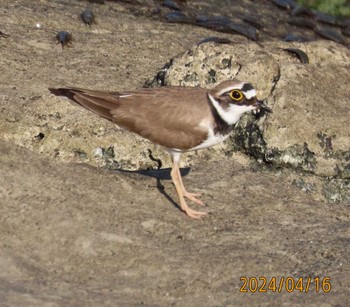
208, 80, 272, 125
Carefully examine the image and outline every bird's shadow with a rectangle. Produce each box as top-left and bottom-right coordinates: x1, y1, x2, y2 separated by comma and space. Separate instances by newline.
113, 167, 191, 210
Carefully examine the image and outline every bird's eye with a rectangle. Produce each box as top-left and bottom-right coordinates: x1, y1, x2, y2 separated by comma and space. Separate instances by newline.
229, 90, 244, 101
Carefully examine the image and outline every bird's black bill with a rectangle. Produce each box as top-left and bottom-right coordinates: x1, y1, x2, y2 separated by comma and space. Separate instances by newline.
257, 100, 272, 113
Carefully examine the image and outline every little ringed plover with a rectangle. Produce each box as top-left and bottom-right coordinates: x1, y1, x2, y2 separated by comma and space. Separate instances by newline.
49, 80, 271, 219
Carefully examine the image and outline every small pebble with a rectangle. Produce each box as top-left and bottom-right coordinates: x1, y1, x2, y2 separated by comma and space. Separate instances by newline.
283, 34, 310, 42
283, 48, 309, 64
55, 31, 73, 49
314, 27, 344, 44
165, 11, 189, 23
162, 0, 181, 11
80, 9, 95, 26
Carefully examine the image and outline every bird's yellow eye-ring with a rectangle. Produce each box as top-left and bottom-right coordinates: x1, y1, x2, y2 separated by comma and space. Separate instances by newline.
229, 90, 244, 101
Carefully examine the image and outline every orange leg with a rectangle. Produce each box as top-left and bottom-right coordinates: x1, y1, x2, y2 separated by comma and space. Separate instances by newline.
174, 164, 205, 206
170, 160, 207, 219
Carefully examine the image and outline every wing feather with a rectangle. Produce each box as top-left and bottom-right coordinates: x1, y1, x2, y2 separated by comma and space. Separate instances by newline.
49, 86, 212, 150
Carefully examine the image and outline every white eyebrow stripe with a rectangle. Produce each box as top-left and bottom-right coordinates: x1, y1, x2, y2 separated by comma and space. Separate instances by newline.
243, 89, 257, 99
216, 83, 244, 96
119, 94, 133, 98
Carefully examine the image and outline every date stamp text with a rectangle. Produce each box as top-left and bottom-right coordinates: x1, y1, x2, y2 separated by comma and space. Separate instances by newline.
240, 276, 331, 293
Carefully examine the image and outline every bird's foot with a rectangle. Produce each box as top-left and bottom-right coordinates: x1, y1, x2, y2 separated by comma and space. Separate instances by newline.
178, 195, 207, 219
182, 206, 208, 219
183, 191, 205, 206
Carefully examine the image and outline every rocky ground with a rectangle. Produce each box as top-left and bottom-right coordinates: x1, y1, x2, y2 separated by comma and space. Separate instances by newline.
0, 0, 349, 306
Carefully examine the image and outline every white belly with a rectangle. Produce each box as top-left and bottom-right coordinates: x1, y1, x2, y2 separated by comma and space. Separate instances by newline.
190, 127, 229, 151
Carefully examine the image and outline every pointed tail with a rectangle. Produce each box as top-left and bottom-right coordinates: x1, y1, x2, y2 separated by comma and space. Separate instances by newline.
48, 87, 117, 121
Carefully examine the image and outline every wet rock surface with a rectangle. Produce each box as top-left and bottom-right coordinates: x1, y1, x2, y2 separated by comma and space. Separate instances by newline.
0, 0, 349, 305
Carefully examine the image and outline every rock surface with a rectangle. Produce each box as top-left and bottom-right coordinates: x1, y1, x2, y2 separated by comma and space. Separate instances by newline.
0, 0, 349, 305
149, 41, 350, 193
1, 141, 349, 306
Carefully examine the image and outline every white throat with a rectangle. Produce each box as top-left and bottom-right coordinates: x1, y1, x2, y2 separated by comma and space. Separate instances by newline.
208, 94, 254, 125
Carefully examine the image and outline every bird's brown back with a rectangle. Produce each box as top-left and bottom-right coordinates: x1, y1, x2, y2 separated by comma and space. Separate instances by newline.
49, 86, 213, 150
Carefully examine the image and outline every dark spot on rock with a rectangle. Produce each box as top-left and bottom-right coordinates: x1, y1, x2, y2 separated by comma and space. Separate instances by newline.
221, 57, 232, 69
265, 143, 316, 171
197, 36, 231, 45
207, 69, 217, 84
183, 72, 198, 82
317, 132, 333, 153
70, 130, 80, 137
49, 112, 61, 120
34, 132, 45, 141
73, 149, 88, 159
102, 146, 115, 160
147, 149, 162, 169
229, 115, 268, 163
323, 178, 350, 203
292, 179, 315, 193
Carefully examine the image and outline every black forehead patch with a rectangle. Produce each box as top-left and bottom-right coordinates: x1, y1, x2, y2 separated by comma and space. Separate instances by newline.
241, 83, 254, 92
